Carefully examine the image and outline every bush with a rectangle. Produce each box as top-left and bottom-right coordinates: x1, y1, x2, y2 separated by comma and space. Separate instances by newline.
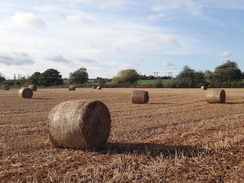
208, 81, 244, 88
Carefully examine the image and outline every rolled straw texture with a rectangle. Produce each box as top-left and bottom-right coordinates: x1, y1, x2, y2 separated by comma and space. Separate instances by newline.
206, 89, 226, 103
201, 86, 208, 90
69, 85, 76, 91
18, 87, 33, 98
132, 90, 149, 104
28, 85, 37, 91
1, 84, 10, 90
48, 100, 111, 149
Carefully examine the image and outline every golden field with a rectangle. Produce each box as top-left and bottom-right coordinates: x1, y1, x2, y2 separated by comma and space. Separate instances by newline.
0, 88, 243, 182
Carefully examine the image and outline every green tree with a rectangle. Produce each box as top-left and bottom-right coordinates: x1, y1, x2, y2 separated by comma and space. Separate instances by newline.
212, 60, 242, 82
112, 69, 140, 84
0, 73, 6, 84
27, 72, 41, 85
38, 69, 63, 86
203, 70, 212, 80
169, 66, 205, 88
69, 67, 89, 84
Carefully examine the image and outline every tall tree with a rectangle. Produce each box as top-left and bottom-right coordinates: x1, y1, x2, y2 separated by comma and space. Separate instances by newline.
212, 60, 242, 82
27, 72, 41, 85
0, 72, 6, 84
170, 66, 205, 88
112, 69, 140, 83
69, 67, 89, 84
38, 69, 63, 86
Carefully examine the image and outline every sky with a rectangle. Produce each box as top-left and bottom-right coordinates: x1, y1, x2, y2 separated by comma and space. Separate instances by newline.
0, 0, 244, 79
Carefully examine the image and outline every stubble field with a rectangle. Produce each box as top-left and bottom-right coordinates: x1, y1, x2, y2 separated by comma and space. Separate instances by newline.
0, 88, 243, 182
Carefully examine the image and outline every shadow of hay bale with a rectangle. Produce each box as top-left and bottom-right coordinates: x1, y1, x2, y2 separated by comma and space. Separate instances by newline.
97, 142, 214, 158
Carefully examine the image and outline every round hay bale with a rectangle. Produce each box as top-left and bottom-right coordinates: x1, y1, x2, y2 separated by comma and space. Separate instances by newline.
201, 85, 208, 90
206, 89, 226, 104
18, 87, 33, 98
28, 85, 37, 91
69, 85, 76, 91
48, 100, 111, 149
132, 90, 149, 104
96, 86, 102, 90
1, 84, 10, 90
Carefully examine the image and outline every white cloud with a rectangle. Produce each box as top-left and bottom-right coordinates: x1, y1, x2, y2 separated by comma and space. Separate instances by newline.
66, 15, 83, 23
162, 61, 177, 69
147, 13, 166, 21
8, 12, 45, 29
218, 52, 233, 58
142, 34, 180, 47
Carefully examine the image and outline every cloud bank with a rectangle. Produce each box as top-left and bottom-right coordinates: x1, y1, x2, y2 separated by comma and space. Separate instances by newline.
0, 52, 35, 66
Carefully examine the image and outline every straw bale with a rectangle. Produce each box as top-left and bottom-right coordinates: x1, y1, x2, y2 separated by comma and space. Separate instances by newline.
206, 89, 226, 103
48, 100, 111, 149
28, 85, 37, 91
18, 87, 33, 98
69, 85, 76, 91
201, 85, 208, 90
132, 90, 149, 104
1, 84, 10, 90
96, 86, 102, 90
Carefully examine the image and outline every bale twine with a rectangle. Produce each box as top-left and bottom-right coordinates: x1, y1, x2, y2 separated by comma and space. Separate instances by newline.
206, 89, 226, 104
48, 100, 111, 149
18, 87, 33, 98
132, 90, 149, 104
69, 85, 76, 91
1, 84, 10, 90
96, 86, 102, 90
28, 85, 37, 91
201, 85, 208, 90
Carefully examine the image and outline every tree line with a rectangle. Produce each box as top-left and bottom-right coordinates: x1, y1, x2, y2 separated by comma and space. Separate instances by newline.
1, 60, 244, 88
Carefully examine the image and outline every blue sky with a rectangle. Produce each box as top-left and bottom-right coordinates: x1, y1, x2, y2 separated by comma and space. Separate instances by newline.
0, 0, 244, 79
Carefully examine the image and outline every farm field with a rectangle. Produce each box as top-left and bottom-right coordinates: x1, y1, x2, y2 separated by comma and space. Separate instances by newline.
0, 88, 243, 182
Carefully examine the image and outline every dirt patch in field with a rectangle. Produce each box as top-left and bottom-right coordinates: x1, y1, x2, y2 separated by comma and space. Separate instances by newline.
0, 88, 243, 182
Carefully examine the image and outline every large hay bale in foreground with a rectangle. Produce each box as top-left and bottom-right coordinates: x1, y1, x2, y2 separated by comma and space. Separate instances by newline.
69, 85, 76, 91
132, 90, 149, 104
28, 85, 37, 91
201, 85, 208, 90
18, 87, 33, 98
206, 89, 226, 104
48, 100, 111, 149
1, 84, 10, 90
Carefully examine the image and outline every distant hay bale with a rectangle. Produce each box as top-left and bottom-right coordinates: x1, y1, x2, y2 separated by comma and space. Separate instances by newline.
206, 89, 226, 104
201, 85, 208, 90
96, 86, 102, 90
28, 85, 37, 91
1, 84, 10, 90
18, 87, 33, 98
69, 85, 76, 91
48, 100, 111, 149
132, 90, 149, 104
